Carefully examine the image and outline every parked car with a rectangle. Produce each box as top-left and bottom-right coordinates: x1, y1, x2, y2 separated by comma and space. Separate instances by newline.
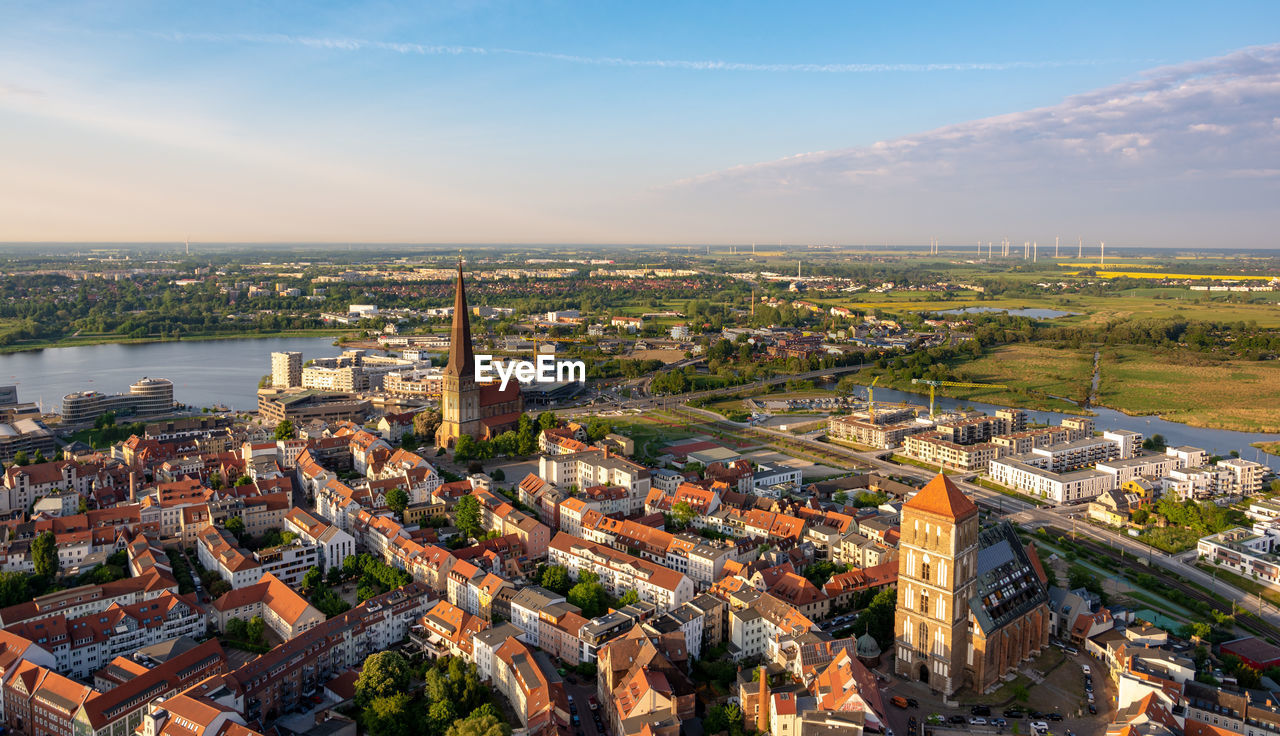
1047, 713, 1063, 722
971, 706, 992, 716
1003, 709, 1025, 719
970, 718, 988, 726
949, 715, 967, 725
1064, 645, 1079, 655
907, 698, 919, 708
1082, 665, 1091, 675
1088, 704, 1097, 715
1031, 722, 1049, 735
589, 696, 599, 711
992, 718, 1008, 728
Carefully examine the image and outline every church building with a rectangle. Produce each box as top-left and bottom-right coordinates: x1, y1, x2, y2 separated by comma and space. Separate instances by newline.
435, 262, 524, 449
894, 473, 1050, 695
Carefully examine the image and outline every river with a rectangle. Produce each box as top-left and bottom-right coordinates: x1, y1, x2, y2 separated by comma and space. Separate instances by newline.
850, 383, 1280, 471
0, 338, 1276, 469
0, 336, 342, 413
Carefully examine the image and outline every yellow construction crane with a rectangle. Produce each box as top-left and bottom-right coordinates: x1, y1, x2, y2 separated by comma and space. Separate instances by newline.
868, 376, 880, 421
911, 378, 1010, 418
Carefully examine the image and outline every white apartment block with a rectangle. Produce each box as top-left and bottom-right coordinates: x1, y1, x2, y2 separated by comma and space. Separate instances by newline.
1096, 453, 1179, 486
539, 450, 650, 513
548, 532, 694, 612
1217, 458, 1266, 496
987, 457, 1115, 505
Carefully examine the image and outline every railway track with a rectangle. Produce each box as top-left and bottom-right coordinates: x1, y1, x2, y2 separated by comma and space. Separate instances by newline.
1044, 526, 1280, 643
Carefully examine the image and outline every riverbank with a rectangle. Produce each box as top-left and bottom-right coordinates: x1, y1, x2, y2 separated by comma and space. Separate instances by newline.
0, 328, 355, 355
1253, 442, 1280, 457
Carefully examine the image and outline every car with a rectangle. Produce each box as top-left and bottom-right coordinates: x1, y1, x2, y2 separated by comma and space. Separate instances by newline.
949, 716, 967, 725
1003, 709, 1025, 719
1082, 665, 1091, 675
972, 706, 992, 716
1088, 693, 1096, 703
1088, 704, 1097, 715
570, 703, 578, 715
1047, 713, 1063, 722
907, 698, 919, 709
589, 696, 599, 711
1030, 711, 1044, 719
970, 718, 988, 726
1085, 683, 1093, 693
926, 714, 945, 725
1030, 722, 1049, 735
571, 715, 580, 726
1064, 645, 1079, 655
993, 718, 1008, 728
887, 730, 894, 736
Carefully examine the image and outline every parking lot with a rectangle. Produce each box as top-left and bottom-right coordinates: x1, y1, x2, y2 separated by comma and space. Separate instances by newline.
880, 648, 1110, 736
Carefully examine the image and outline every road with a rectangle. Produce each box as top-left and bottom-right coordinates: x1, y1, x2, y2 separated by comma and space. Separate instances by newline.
560, 363, 868, 416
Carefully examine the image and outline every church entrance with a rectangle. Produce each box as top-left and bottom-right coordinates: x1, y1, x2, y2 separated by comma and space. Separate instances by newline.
918, 664, 929, 684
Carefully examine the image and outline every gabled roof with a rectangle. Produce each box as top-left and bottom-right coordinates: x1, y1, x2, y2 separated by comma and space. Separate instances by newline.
903, 473, 978, 520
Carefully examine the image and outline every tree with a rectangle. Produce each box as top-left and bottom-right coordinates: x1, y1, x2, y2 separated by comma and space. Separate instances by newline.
234, 474, 253, 486
455, 494, 482, 539
585, 417, 612, 441
246, 615, 265, 644
32, 449, 46, 464
273, 420, 296, 440
540, 565, 572, 595
225, 516, 246, 540
11, 450, 27, 466
32, 531, 58, 578
491, 468, 506, 482
0, 571, 30, 607
568, 581, 608, 618
413, 410, 442, 441
618, 589, 640, 606
833, 490, 848, 506
385, 488, 409, 519
363, 693, 413, 736
446, 712, 510, 736
671, 501, 696, 527
303, 567, 322, 593
355, 651, 412, 707
454, 434, 479, 463
852, 587, 897, 649
538, 412, 557, 430
225, 617, 248, 641
1131, 508, 1150, 525
705, 703, 745, 736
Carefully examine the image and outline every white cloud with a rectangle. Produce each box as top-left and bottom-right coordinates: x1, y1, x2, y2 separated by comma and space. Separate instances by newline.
662, 44, 1280, 245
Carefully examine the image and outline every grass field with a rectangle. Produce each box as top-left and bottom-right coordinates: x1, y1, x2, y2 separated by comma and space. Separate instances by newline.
1252, 442, 1280, 457
1097, 348, 1280, 433
854, 343, 1092, 414
807, 289, 1280, 327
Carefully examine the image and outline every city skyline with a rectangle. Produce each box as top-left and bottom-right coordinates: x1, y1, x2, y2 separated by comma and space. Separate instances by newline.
1, 2, 1278, 246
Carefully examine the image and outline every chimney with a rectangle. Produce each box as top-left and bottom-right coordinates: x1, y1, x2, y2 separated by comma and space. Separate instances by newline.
757, 665, 769, 733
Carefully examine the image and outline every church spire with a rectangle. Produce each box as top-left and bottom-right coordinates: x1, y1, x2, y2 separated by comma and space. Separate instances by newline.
443, 259, 474, 377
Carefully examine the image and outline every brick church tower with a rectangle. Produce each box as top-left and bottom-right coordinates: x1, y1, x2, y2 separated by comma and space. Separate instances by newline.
894, 473, 980, 696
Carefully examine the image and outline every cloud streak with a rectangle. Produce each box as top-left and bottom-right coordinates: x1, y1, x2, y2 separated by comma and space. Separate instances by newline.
155, 31, 1135, 73
651, 44, 1280, 245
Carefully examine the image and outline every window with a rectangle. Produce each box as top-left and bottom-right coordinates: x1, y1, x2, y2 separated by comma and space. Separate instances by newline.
919, 590, 929, 614
921, 561, 930, 582
918, 622, 928, 651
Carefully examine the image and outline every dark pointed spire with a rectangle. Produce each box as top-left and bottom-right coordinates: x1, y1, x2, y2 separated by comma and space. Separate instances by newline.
443, 259, 474, 377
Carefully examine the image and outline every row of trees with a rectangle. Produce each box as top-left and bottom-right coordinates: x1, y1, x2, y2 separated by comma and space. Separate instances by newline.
355, 651, 509, 736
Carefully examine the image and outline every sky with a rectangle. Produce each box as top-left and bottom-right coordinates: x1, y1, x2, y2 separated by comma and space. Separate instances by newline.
1, 1, 1278, 247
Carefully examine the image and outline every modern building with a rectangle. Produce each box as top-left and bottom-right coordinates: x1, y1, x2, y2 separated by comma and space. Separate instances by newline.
256, 388, 371, 425
270, 351, 303, 388
62, 378, 175, 424
436, 262, 523, 448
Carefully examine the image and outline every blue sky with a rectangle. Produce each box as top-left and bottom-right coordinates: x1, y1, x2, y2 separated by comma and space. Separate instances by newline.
2, 1, 1278, 246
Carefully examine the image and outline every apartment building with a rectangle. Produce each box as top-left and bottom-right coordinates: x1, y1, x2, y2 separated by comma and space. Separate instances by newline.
827, 414, 931, 450
904, 433, 1001, 472
209, 573, 325, 641
548, 532, 695, 612
5, 592, 205, 680
1218, 458, 1266, 496
283, 507, 355, 571
1096, 453, 1179, 485
538, 450, 651, 514
987, 457, 1115, 505
195, 526, 318, 589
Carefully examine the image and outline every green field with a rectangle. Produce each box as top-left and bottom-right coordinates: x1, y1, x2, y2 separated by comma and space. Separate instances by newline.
1098, 348, 1280, 433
